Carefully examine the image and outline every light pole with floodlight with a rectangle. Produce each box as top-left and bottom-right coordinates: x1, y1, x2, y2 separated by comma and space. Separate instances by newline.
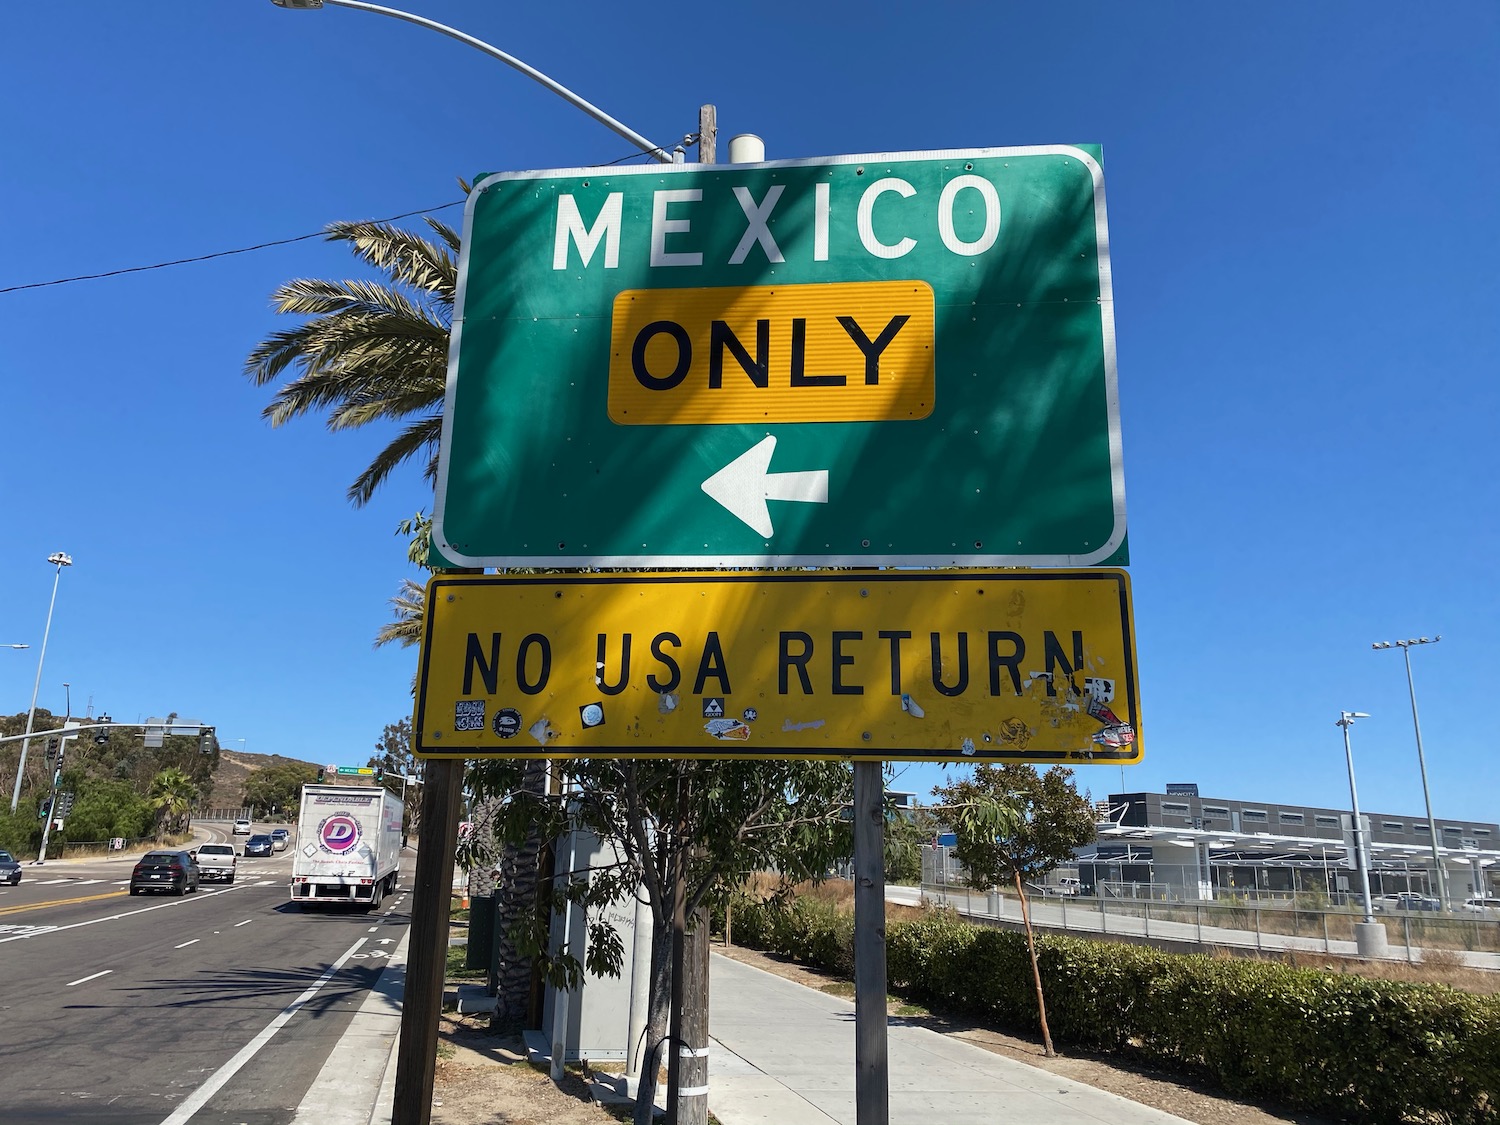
9, 552, 73, 814
1372, 636, 1447, 908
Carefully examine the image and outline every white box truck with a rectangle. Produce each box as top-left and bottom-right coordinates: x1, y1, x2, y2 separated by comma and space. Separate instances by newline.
290, 784, 403, 909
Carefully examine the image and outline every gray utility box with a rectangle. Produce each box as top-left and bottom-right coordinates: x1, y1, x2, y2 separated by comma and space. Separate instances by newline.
540, 830, 653, 1070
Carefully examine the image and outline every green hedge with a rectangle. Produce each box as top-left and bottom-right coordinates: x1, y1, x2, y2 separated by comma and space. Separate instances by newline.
726, 895, 1500, 1124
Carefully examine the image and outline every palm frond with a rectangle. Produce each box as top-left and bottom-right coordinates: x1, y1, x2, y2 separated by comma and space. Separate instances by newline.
347, 413, 444, 507
375, 578, 427, 649
245, 211, 461, 508
326, 220, 458, 301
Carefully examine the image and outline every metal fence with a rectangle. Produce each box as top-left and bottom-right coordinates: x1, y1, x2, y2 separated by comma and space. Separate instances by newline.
919, 846, 1500, 963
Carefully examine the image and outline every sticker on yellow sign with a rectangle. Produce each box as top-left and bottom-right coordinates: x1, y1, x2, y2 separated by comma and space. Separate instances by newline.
413, 569, 1140, 764
607, 280, 936, 425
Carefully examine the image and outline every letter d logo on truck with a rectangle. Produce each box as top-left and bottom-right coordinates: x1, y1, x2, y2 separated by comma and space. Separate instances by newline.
319, 814, 362, 854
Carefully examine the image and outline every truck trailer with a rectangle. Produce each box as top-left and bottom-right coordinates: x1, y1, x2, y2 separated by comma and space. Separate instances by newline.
290, 784, 403, 909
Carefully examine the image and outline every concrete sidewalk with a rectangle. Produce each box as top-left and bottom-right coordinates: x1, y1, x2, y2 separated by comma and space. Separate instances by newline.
708, 953, 1195, 1125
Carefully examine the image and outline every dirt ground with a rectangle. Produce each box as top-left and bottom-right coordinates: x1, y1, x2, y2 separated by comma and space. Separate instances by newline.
431, 946, 1335, 1125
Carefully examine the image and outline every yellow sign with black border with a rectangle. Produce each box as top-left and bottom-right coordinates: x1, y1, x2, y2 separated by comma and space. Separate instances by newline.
414, 569, 1140, 763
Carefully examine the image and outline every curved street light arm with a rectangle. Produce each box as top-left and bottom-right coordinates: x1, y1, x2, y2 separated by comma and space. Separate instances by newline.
284, 0, 675, 163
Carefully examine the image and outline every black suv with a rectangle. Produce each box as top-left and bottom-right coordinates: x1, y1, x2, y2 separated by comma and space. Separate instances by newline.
129, 850, 200, 896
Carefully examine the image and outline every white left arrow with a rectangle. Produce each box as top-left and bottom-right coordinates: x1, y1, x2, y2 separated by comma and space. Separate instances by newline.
701, 435, 828, 538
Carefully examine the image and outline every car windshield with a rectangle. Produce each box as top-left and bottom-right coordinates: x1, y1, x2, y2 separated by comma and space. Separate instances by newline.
249, 835, 272, 844
199, 845, 233, 855
271, 829, 288, 837
0, 851, 14, 862
141, 854, 180, 865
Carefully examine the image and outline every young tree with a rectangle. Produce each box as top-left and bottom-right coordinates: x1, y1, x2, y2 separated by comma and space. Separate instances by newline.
885, 801, 941, 885
932, 764, 1096, 1056
472, 756, 852, 1125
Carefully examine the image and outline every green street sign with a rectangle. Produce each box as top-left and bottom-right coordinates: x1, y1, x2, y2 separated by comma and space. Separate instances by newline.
335, 766, 373, 776
435, 146, 1125, 568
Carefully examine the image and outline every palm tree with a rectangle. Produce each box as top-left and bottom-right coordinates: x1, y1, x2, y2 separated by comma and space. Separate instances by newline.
244, 218, 458, 506
149, 767, 199, 843
250, 212, 543, 1023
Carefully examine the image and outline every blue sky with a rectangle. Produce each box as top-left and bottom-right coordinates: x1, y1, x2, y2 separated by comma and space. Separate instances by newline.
2, 2, 1497, 824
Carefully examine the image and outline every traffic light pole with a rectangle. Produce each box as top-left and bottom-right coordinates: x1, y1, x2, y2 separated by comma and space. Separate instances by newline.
1, 721, 217, 863
33, 744, 69, 864
0, 721, 215, 747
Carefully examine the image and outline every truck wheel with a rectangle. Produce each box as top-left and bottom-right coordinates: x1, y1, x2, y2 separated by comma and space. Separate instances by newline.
226, 876, 235, 885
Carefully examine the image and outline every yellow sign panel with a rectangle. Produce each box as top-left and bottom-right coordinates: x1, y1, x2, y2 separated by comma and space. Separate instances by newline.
607, 281, 936, 425
414, 570, 1140, 763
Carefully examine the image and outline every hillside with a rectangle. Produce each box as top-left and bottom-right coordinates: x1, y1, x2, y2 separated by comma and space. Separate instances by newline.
212, 748, 324, 810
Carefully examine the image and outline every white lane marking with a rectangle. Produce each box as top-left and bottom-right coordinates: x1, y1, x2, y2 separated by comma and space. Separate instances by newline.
38, 878, 71, 885
66, 969, 113, 987
234, 919, 252, 928
367, 926, 378, 932
175, 939, 201, 949
74, 879, 104, 886
157, 937, 367, 1125
0, 879, 257, 945
111, 880, 132, 886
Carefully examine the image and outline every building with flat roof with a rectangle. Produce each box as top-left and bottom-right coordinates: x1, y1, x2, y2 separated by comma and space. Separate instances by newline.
1078, 789, 1498, 906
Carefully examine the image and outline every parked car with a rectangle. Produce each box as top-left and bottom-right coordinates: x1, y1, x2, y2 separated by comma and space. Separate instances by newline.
232, 818, 252, 836
1376, 891, 1440, 912
194, 842, 238, 884
1462, 896, 1500, 915
269, 828, 290, 852
130, 850, 200, 896
243, 834, 275, 858
0, 849, 21, 885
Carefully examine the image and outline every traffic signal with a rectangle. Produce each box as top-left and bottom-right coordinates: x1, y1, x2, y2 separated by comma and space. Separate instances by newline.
45, 737, 60, 764
198, 726, 217, 754
374, 765, 385, 783
316, 766, 326, 782
37, 798, 51, 820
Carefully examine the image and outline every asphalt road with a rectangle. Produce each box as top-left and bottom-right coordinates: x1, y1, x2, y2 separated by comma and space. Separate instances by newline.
0, 822, 413, 1125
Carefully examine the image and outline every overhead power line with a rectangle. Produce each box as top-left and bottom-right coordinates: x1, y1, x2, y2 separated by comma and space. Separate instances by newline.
0, 201, 464, 296
1, 142, 679, 298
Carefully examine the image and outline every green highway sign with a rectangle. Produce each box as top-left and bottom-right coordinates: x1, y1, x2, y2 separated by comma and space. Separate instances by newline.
434, 146, 1125, 568
335, 766, 374, 776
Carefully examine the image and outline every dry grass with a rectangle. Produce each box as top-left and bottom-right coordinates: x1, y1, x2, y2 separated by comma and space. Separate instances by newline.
1272, 945, 1500, 995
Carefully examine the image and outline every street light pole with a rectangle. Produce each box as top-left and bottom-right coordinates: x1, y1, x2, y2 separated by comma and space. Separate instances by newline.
9, 552, 72, 814
1336, 711, 1376, 924
1337, 710, 1391, 958
269, 0, 677, 164
1372, 636, 1447, 909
